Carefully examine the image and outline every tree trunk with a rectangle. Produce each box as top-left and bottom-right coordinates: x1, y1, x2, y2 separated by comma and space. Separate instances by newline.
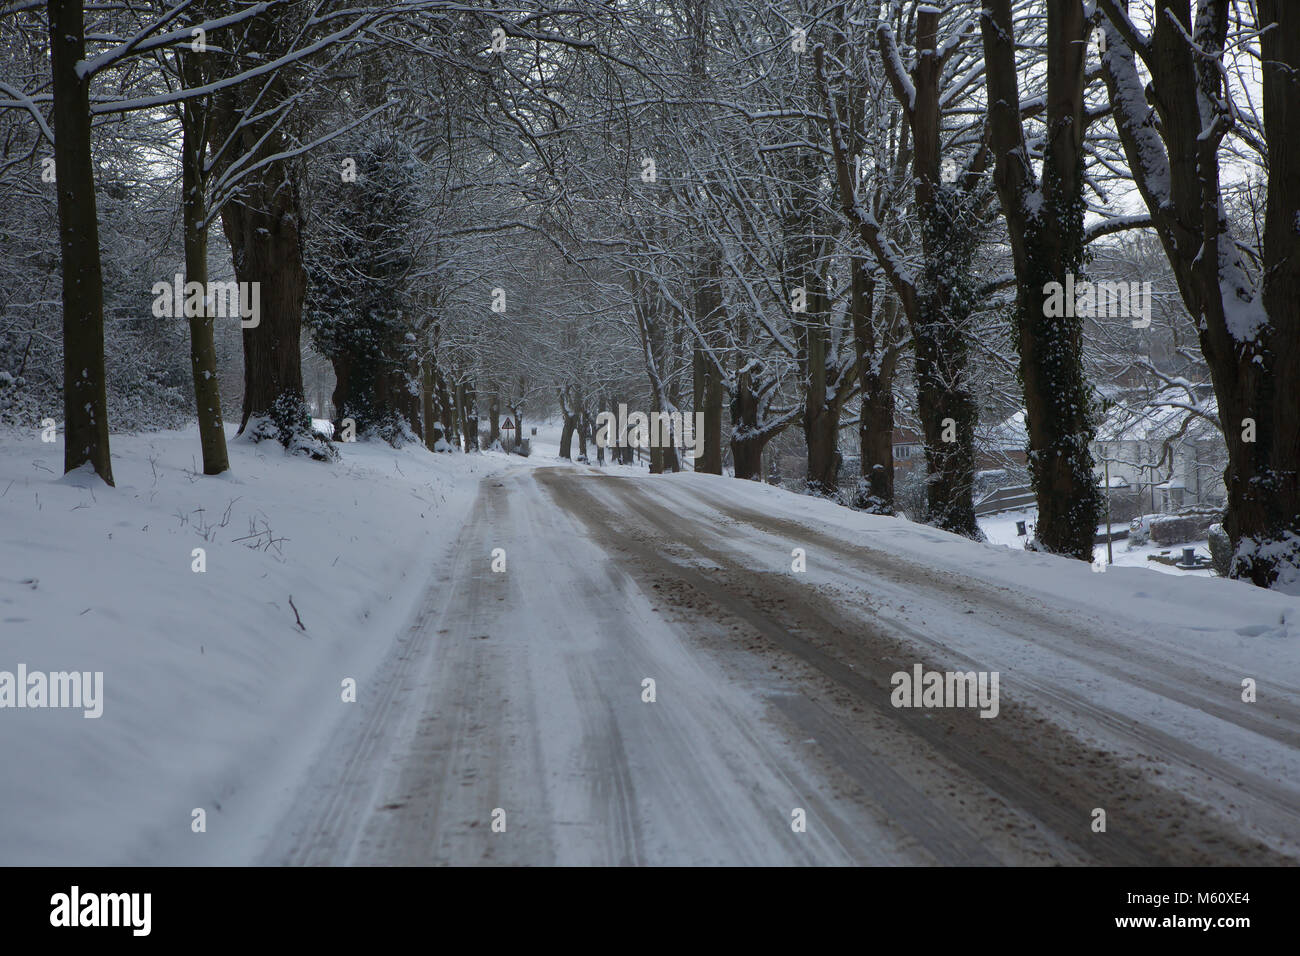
802, 285, 842, 495
558, 385, 582, 459
731, 440, 764, 481
220, 179, 307, 434
805, 402, 842, 494
692, 253, 724, 473
631, 272, 681, 474
914, 319, 978, 535
422, 358, 439, 451
463, 382, 478, 451
909, 9, 979, 536
180, 94, 230, 475
560, 416, 576, 459
730, 364, 769, 481
1236, 0, 1300, 585
208, 11, 308, 438
852, 267, 896, 512
454, 383, 466, 450
577, 412, 589, 460
435, 364, 454, 440
403, 340, 422, 441
983, 0, 1101, 559
858, 372, 896, 510
49, 0, 112, 484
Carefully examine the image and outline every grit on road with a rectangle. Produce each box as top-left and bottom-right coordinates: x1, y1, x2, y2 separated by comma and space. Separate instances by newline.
262, 464, 1300, 865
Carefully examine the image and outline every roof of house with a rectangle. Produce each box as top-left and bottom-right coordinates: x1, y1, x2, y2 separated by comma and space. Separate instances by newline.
976, 410, 1028, 452
1095, 386, 1220, 443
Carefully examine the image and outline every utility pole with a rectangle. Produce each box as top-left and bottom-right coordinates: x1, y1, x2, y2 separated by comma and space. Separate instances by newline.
1105, 457, 1113, 565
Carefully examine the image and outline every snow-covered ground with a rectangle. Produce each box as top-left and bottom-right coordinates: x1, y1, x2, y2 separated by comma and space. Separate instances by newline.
3, 427, 1297, 864
265, 464, 1300, 864
981, 507, 1216, 578
0, 425, 510, 864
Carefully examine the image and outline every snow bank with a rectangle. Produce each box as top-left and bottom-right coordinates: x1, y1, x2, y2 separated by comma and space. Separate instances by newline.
665, 472, 1300, 666
0, 426, 502, 864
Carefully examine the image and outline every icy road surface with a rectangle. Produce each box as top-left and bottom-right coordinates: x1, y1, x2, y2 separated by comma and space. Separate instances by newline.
264, 465, 1300, 865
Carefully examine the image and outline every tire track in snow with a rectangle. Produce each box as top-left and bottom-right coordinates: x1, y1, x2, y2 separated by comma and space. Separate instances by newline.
275, 465, 910, 865
669, 481, 1300, 856
548, 470, 1295, 864
686, 480, 1300, 743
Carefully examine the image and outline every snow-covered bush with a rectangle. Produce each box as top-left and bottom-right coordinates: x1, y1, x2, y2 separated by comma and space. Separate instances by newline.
242, 394, 337, 461
1152, 512, 1220, 546
894, 467, 931, 524
1208, 524, 1232, 577
429, 421, 454, 453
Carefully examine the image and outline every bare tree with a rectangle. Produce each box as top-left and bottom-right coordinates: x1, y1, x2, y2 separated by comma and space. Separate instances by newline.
1097, 0, 1300, 587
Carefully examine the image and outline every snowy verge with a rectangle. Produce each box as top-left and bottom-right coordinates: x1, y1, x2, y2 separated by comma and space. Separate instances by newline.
656, 472, 1300, 670
0, 426, 508, 865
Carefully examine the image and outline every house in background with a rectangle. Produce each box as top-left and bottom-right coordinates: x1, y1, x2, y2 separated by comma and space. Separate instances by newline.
891, 426, 924, 473
892, 416, 1030, 482
1091, 386, 1226, 519
975, 411, 1029, 471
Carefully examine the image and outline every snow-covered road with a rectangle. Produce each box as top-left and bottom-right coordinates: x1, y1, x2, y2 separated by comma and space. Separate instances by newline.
263, 465, 1300, 865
